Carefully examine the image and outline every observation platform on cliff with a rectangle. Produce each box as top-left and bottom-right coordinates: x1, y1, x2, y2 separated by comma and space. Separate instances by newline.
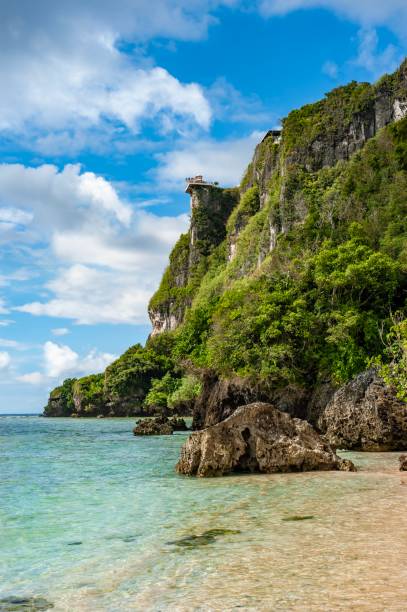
185, 175, 219, 194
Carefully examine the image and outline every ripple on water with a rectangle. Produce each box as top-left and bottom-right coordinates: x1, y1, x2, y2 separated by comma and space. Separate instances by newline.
1, 417, 406, 611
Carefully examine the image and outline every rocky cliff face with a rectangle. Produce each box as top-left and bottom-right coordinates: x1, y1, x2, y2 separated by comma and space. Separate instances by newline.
44, 60, 407, 420
318, 370, 407, 451
148, 184, 238, 336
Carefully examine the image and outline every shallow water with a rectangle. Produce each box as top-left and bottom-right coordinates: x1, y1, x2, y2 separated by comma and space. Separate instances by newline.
1, 416, 406, 611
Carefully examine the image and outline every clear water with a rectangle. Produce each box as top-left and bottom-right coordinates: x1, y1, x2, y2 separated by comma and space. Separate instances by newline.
1, 416, 406, 611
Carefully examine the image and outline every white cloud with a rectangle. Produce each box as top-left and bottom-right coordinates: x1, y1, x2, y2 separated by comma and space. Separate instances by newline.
19, 341, 116, 384
43, 341, 115, 378
0, 1, 217, 151
0, 320, 14, 327
18, 340, 116, 384
17, 265, 158, 325
0, 299, 10, 315
0, 351, 11, 369
257, 0, 407, 39
0, 338, 22, 349
43, 341, 80, 378
0, 161, 189, 324
51, 328, 70, 336
0, 163, 133, 231
156, 131, 264, 188
17, 372, 46, 385
322, 60, 339, 79
352, 28, 401, 77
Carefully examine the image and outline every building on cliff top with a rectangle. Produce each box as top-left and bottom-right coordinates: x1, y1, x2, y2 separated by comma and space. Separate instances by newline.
185, 175, 219, 193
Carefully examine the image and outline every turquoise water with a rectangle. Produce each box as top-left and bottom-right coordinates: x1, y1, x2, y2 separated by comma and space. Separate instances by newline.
1, 416, 407, 611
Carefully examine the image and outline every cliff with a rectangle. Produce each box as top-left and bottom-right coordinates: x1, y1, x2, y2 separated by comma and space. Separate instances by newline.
44, 59, 407, 419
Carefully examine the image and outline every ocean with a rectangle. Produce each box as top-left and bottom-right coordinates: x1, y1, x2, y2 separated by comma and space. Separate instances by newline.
1, 416, 406, 611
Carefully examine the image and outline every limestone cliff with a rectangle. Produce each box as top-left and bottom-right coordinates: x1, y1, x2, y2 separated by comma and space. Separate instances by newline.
44, 59, 407, 420
148, 182, 238, 336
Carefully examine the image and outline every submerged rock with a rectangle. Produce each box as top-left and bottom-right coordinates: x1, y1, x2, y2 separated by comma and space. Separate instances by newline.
166, 528, 240, 548
176, 402, 355, 477
318, 370, 407, 451
133, 415, 188, 436
0, 597, 53, 611
399, 455, 407, 471
282, 515, 315, 522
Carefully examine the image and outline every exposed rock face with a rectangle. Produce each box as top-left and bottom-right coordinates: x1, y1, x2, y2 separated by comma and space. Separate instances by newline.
318, 370, 407, 451
149, 185, 238, 337
177, 402, 355, 477
399, 455, 407, 471
133, 415, 188, 436
192, 374, 310, 430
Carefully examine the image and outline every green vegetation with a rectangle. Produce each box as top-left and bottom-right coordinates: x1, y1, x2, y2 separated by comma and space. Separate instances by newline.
372, 314, 407, 401
44, 63, 407, 417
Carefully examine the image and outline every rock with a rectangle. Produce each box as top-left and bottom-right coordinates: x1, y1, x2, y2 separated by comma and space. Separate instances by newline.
96, 415, 104, 419
192, 373, 309, 430
399, 455, 407, 471
0, 596, 54, 611
176, 402, 355, 477
168, 417, 188, 431
133, 415, 173, 436
318, 370, 407, 451
166, 528, 240, 548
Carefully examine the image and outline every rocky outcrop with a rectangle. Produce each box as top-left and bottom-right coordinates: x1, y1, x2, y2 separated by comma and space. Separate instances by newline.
192, 373, 309, 430
133, 415, 188, 436
399, 455, 407, 471
148, 185, 238, 337
177, 402, 355, 477
318, 370, 407, 451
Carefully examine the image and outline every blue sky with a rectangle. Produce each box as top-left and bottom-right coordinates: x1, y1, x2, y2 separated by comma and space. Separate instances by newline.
0, 0, 406, 413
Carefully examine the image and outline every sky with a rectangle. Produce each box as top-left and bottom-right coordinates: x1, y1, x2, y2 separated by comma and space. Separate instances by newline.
0, 1, 406, 413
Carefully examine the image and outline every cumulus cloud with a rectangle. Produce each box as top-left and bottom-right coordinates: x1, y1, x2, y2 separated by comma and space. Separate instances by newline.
18, 341, 116, 384
17, 265, 156, 325
156, 131, 264, 188
0, 161, 188, 324
0, 1, 221, 151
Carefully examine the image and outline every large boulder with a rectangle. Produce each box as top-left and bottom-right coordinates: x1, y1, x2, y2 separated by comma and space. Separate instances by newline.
318, 370, 407, 451
176, 402, 355, 477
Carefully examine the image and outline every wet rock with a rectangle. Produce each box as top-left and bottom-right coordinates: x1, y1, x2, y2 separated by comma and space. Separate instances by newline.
399, 455, 407, 471
133, 415, 173, 436
133, 415, 188, 435
0, 597, 53, 611
177, 402, 355, 477
318, 370, 407, 451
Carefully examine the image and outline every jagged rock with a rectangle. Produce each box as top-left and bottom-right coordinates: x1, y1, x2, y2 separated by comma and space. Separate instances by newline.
168, 417, 189, 431
177, 402, 355, 477
192, 373, 309, 430
133, 415, 173, 436
133, 415, 188, 436
399, 455, 407, 471
318, 370, 407, 451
